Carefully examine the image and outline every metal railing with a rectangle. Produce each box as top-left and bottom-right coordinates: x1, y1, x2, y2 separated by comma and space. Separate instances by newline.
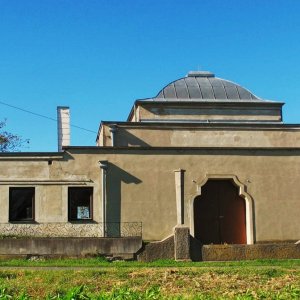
0, 222, 142, 238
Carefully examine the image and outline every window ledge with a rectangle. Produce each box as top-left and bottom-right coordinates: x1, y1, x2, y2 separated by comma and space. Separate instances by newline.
68, 220, 96, 224
9, 220, 37, 224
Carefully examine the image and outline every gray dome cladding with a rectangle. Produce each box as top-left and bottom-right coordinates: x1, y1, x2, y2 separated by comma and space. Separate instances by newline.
156, 71, 260, 100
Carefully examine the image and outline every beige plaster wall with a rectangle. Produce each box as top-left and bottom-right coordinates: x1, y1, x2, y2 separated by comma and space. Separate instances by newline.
64, 148, 300, 242
101, 125, 300, 148
0, 158, 99, 225
0, 161, 50, 179
0, 186, 9, 223
138, 105, 282, 122
1, 148, 299, 242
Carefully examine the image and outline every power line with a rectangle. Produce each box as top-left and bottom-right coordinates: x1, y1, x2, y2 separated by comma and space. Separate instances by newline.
0, 100, 97, 134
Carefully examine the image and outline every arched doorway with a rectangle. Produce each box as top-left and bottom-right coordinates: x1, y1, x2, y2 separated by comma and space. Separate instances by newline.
194, 180, 246, 244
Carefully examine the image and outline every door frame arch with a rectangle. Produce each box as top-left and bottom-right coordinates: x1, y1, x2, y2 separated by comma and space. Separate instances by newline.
190, 174, 255, 244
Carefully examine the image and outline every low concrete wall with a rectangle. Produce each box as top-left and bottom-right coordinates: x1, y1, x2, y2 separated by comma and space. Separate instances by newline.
202, 244, 300, 261
0, 237, 142, 258
137, 236, 174, 262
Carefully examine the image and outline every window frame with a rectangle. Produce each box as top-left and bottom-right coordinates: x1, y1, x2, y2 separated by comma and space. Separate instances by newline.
68, 187, 93, 222
9, 187, 35, 223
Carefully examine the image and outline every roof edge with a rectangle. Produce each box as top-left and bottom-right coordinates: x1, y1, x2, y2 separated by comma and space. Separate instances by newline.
63, 145, 300, 151
0, 152, 65, 160
99, 121, 300, 129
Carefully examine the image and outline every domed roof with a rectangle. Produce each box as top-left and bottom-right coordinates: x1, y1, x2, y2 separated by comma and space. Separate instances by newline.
156, 71, 260, 100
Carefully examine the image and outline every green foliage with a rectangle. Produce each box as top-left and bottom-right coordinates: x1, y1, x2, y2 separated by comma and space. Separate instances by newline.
287, 285, 300, 298
0, 287, 12, 299
106, 287, 141, 299
94, 286, 161, 300
46, 286, 161, 300
16, 292, 31, 300
60, 286, 90, 300
235, 285, 300, 300
0, 287, 30, 300
263, 268, 284, 278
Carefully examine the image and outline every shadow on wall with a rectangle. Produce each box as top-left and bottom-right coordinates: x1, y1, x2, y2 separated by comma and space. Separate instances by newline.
190, 236, 203, 261
116, 129, 150, 147
106, 163, 142, 236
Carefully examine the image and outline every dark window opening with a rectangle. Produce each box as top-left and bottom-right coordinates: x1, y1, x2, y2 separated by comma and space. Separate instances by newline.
68, 187, 93, 221
9, 187, 35, 222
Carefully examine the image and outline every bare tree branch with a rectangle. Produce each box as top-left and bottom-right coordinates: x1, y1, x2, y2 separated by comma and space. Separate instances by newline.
0, 120, 29, 152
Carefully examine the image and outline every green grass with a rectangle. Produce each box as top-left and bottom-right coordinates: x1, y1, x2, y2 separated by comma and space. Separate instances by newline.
0, 257, 299, 268
0, 259, 298, 299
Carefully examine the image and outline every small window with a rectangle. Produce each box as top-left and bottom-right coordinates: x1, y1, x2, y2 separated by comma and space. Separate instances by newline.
68, 187, 93, 221
9, 187, 35, 222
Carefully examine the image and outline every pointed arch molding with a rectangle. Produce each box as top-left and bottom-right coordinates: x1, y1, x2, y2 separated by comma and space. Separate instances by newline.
190, 174, 255, 244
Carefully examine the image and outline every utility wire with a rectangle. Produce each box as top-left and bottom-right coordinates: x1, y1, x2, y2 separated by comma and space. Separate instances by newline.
0, 100, 97, 134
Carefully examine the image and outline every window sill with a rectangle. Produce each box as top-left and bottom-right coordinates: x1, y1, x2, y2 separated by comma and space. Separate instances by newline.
68, 219, 96, 224
9, 220, 37, 224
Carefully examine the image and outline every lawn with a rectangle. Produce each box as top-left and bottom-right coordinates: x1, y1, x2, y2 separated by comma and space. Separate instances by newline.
0, 258, 298, 299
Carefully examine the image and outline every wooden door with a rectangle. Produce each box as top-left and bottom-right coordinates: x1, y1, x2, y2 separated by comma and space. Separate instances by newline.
194, 180, 246, 244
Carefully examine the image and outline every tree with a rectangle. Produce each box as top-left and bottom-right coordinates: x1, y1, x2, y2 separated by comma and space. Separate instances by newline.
0, 120, 29, 152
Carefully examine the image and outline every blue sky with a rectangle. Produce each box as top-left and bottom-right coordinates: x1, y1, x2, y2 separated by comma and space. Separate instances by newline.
1, 0, 300, 152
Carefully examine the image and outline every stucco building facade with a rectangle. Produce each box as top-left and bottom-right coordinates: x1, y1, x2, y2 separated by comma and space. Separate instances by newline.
1, 71, 299, 246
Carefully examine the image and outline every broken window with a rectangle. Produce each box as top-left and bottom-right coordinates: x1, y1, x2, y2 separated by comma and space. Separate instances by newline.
9, 187, 35, 222
68, 187, 93, 221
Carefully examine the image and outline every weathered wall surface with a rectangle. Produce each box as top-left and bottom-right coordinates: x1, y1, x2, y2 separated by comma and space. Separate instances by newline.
138, 104, 282, 122
1, 147, 300, 242
137, 236, 174, 262
0, 157, 97, 224
100, 124, 300, 148
64, 148, 300, 242
0, 223, 104, 237
0, 237, 142, 258
202, 244, 300, 261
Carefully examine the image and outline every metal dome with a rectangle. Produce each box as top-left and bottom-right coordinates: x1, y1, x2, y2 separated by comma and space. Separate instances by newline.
156, 71, 260, 100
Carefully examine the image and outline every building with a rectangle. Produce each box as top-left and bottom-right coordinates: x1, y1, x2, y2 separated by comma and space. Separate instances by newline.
0, 71, 299, 259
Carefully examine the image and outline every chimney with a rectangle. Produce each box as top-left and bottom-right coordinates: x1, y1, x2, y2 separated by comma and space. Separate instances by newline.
57, 106, 70, 152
